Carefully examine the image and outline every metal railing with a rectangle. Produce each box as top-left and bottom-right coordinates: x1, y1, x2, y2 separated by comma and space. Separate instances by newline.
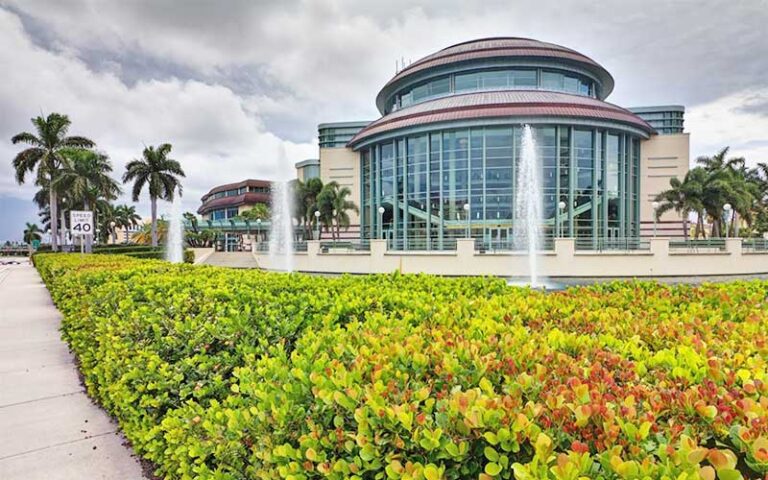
669, 238, 726, 252
575, 237, 650, 251
742, 238, 768, 253
319, 240, 370, 252
476, 237, 555, 252
387, 238, 458, 251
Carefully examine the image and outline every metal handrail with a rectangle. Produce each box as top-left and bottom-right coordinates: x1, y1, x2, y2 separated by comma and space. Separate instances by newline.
575, 237, 650, 251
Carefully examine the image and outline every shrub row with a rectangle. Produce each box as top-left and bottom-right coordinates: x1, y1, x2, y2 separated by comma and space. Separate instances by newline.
35, 254, 768, 479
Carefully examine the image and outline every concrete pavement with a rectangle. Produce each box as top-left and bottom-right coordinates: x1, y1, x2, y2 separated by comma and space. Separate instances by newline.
0, 262, 145, 479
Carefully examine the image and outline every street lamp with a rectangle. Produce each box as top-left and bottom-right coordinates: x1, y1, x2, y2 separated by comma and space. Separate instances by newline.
723, 203, 732, 238
378, 206, 385, 239
61, 197, 68, 247
652, 201, 660, 237
314, 210, 321, 240
256, 218, 262, 248
463, 203, 470, 238
332, 209, 337, 243
110, 221, 116, 244
557, 201, 566, 238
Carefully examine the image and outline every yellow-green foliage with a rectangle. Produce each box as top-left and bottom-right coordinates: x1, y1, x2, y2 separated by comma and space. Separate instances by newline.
35, 254, 768, 480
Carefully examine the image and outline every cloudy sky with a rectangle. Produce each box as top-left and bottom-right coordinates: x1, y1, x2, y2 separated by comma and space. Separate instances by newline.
1, 0, 767, 241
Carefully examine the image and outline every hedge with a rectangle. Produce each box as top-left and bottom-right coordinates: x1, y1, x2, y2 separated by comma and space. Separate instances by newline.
35, 254, 768, 479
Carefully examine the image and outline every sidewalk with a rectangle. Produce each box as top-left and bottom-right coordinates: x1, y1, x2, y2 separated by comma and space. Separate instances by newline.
0, 262, 145, 479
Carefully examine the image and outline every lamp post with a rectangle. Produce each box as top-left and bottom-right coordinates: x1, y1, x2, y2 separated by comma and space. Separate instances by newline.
463, 203, 470, 239
723, 203, 732, 238
557, 201, 566, 238
378, 206, 385, 239
110, 221, 116, 244
652, 201, 660, 237
314, 210, 321, 240
332, 209, 337, 242
256, 218, 262, 249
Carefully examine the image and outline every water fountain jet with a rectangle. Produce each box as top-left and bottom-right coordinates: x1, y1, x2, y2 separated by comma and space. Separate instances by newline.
268, 145, 295, 272
166, 195, 184, 263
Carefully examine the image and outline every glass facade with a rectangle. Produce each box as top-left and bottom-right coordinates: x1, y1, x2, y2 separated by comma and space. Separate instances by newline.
360, 125, 641, 249
210, 207, 240, 220
319, 122, 370, 148
628, 107, 684, 135
392, 68, 596, 111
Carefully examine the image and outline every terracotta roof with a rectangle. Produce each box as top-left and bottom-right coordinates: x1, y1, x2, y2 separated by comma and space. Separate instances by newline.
376, 37, 614, 111
197, 192, 271, 215
200, 179, 271, 202
349, 90, 654, 147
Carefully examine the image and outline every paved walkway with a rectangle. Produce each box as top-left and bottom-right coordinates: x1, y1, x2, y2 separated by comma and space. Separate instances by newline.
201, 251, 260, 268
0, 262, 145, 479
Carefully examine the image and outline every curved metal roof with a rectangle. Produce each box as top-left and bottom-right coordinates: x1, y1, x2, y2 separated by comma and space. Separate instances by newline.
197, 192, 271, 215
200, 179, 271, 202
350, 90, 654, 148
376, 37, 615, 113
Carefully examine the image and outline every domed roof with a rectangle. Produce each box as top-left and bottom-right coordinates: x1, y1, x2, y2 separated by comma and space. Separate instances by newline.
376, 37, 615, 113
350, 90, 653, 148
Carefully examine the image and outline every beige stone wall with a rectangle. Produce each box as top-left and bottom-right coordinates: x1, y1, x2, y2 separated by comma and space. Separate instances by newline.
639, 133, 690, 237
253, 238, 768, 278
319, 147, 360, 226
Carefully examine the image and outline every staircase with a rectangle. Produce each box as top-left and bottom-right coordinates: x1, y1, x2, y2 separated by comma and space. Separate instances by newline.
201, 252, 260, 269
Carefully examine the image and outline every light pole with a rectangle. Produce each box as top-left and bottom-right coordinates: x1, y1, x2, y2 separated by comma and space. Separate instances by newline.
332, 209, 337, 242
463, 203, 470, 238
314, 210, 321, 240
723, 203, 732, 238
652, 201, 660, 237
378, 206, 385, 239
256, 218, 262, 248
557, 201, 566, 238
110, 221, 116, 244
60, 197, 68, 248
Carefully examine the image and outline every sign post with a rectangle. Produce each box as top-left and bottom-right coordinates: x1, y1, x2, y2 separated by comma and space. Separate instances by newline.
70, 210, 94, 254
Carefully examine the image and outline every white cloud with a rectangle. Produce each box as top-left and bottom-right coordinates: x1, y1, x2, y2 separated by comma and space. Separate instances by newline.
687, 88, 768, 166
0, 8, 316, 224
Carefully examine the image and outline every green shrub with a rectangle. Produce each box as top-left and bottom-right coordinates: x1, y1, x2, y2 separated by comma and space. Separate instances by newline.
34, 254, 768, 480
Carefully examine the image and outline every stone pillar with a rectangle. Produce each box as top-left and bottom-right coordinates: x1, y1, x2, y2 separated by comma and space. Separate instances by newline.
649, 237, 670, 256
554, 238, 575, 259
725, 238, 742, 256
456, 238, 475, 258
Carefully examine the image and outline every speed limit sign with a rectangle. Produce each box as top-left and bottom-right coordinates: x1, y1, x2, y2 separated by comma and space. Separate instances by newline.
70, 210, 94, 236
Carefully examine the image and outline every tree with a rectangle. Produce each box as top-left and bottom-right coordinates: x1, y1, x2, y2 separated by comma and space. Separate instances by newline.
317, 181, 359, 241
239, 203, 270, 222
54, 149, 121, 251
22, 222, 42, 255
11, 113, 94, 251
654, 173, 702, 240
123, 144, 185, 247
292, 178, 324, 239
132, 219, 168, 245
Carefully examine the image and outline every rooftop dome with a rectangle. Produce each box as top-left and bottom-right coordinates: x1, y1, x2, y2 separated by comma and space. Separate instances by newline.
376, 37, 615, 113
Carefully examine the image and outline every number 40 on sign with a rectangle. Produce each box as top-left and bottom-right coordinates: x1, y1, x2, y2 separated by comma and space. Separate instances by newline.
69, 210, 94, 236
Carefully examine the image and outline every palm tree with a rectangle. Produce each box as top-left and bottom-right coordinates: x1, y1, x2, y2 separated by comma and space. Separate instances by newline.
654, 173, 703, 240
22, 222, 43, 255
317, 181, 359, 241
132, 219, 168, 245
11, 113, 95, 251
239, 203, 270, 222
122, 144, 185, 247
99, 204, 142, 244
54, 149, 121, 251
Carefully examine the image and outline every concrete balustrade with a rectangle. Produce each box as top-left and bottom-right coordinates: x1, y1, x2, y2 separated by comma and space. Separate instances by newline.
251, 237, 768, 279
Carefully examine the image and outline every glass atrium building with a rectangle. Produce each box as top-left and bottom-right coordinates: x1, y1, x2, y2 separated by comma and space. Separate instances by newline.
345, 37, 657, 249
